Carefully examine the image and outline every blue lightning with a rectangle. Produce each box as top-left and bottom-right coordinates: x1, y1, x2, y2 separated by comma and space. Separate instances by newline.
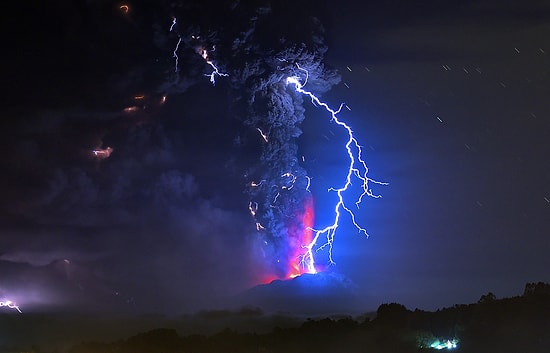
285, 64, 387, 273
167, 13, 381, 277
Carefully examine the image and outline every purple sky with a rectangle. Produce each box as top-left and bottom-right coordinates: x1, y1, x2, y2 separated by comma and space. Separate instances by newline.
1, 0, 549, 319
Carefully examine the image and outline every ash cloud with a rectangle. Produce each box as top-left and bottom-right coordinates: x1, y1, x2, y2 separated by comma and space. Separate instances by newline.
164, 0, 340, 277
0, 112, 256, 312
1, 0, 343, 314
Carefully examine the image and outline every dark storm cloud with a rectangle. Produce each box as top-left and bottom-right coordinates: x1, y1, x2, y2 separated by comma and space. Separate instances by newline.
0, 0, 547, 334
0, 40, 264, 308
0, 0, 359, 314
4, 0, 164, 113
1, 51, 256, 314
0, 158, 255, 313
160, 0, 344, 277
2, 113, 253, 257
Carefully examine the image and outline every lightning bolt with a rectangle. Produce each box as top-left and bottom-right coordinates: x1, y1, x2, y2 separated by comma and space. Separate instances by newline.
199, 46, 229, 85
256, 128, 269, 142
0, 300, 22, 313
305, 175, 312, 192
165, 14, 382, 278
170, 18, 228, 84
170, 18, 182, 73
286, 64, 387, 273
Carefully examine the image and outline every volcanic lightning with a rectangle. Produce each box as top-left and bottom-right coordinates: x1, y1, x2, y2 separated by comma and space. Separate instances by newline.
161, 4, 383, 280
286, 64, 387, 273
199, 46, 229, 85
170, 17, 228, 84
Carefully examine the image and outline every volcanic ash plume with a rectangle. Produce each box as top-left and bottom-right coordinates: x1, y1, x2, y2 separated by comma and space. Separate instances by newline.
164, 1, 341, 279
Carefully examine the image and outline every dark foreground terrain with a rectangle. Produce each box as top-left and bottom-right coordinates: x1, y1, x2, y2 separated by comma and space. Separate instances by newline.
2, 282, 549, 353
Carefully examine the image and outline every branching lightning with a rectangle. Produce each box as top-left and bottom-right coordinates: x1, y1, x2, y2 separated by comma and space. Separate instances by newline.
164, 11, 383, 280
0, 300, 22, 314
199, 46, 229, 85
285, 64, 387, 274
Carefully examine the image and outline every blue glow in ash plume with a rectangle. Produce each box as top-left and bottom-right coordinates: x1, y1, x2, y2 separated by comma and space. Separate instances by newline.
165, 4, 385, 281
170, 11, 387, 279
284, 64, 387, 275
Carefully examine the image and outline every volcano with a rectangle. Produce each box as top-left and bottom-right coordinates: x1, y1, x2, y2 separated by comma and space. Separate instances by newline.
234, 271, 376, 316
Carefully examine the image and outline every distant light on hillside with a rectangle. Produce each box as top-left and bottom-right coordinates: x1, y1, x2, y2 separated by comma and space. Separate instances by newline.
430, 338, 458, 350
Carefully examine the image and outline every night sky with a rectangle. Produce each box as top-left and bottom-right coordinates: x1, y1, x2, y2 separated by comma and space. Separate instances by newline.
1, 0, 549, 321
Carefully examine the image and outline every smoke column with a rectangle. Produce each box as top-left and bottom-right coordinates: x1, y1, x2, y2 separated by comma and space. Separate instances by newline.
163, 1, 380, 281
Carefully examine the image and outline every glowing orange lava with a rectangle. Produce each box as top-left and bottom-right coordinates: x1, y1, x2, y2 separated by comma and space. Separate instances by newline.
260, 274, 279, 284
286, 195, 315, 279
